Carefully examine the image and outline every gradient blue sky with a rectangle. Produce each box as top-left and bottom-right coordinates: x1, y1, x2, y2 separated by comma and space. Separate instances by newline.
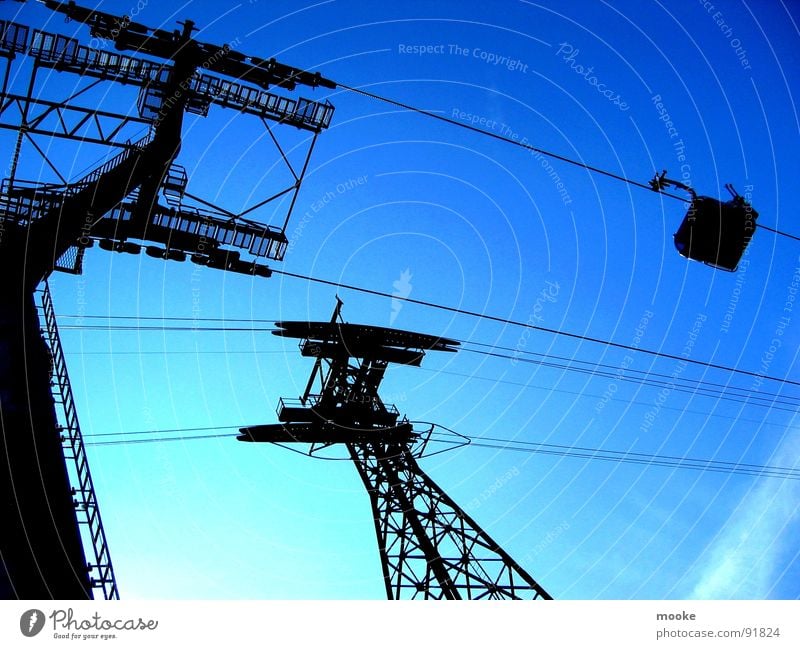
2, 0, 799, 599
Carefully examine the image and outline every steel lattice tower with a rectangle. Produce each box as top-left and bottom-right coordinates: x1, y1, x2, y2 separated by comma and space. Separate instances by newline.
239, 301, 551, 599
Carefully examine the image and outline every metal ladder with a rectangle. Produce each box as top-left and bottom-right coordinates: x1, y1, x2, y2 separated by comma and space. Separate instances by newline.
39, 282, 119, 600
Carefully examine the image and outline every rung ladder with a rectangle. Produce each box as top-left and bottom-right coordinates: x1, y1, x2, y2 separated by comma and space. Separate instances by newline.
39, 282, 119, 600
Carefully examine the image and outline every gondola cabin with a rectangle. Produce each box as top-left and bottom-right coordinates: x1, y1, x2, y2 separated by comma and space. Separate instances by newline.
673, 193, 757, 271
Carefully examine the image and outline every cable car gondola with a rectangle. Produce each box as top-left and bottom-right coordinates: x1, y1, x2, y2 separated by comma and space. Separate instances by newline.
650, 171, 757, 272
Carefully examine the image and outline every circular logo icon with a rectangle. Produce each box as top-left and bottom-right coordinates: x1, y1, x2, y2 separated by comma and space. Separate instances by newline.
20, 609, 46, 637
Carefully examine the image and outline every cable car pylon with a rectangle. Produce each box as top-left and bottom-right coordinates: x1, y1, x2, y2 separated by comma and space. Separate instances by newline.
0, 2, 334, 598
238, 300, 552, 599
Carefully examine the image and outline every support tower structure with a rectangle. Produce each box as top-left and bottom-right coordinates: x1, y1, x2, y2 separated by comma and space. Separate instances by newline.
239, 302, 552, 599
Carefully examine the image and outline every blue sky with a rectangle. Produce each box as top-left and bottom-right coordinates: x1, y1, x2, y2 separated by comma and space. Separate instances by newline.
2, 0, 799, 599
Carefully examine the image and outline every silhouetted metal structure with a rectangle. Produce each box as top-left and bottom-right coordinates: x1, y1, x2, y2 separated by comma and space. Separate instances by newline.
0, 3, 333, 598
239, 301, 552, 599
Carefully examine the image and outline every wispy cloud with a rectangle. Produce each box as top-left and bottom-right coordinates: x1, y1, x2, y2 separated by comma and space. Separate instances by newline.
689, 431, 800, 599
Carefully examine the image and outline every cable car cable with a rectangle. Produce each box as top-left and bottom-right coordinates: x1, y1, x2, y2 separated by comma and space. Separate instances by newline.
53, 315, 800, 404
336, 82, 689, 202
57, 311, 800, 398
461, 339, 800, 405
466, 440, 800, 480
82, 429, 800, 480
337, 82, 800, 243
415, 365, 797, 425
755, 223, 800, 242
460, 343, 800, 405
53, 312, 800, 403
269, 268, 800, 389
459, 345, 800, 412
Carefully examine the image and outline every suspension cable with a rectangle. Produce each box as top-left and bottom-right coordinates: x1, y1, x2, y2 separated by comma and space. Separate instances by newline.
83, 427, 800, 481
336, 82, 689, 202
268, 269, 800, 389
337, 81, 800, 242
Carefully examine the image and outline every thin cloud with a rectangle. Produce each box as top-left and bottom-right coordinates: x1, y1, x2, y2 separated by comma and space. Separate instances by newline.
689, 432, 800, 599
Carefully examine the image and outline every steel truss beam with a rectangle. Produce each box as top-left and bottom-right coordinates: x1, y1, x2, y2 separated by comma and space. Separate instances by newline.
0, 93, 152, 148
1, 29, 329, 265
27, 28, 333, 133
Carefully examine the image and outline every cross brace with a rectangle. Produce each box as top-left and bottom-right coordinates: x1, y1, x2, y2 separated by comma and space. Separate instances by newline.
350, 441, 551, 600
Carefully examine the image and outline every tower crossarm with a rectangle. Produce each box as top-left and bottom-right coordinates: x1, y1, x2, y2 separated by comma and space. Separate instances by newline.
42, 0, 338, 92
24, 29, 334, 133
